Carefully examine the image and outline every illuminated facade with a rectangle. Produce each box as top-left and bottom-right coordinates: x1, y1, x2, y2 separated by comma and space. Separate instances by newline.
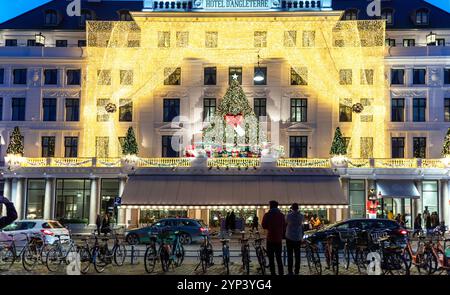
0, 0, 449, 229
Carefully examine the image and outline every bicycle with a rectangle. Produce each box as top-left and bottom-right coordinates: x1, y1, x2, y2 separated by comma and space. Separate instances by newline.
339, 229, 361, 272
220, 238, 231, 275
0, 233, 46, 272
239, 231, 251, 275
91, 229, 126, 273
21, 233, 48, 272
303, 239, 322, 275
144, 230, 185, 273
368, 231, 410, 275
45, 234, 78, 272
195, 233, 214, 273
402, 234, 428, 272
424, 236, 450, 275
324, 232, 339, 275
253, 231, 268, 275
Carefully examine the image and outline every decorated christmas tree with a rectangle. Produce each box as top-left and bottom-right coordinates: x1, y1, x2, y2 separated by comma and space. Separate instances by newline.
329, 127, 347, 156
6, 126, 24, 156
122, 126, 139, 156
441, 127, 450, 157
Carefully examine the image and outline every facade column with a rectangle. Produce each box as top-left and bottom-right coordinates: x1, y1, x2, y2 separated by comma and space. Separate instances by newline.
3, 178, 12, 199
89, 177, 100, 226
43, 178, 55, 220
117, 176, 127, 226
14, 178, 25, 219
442, 180, 450, 227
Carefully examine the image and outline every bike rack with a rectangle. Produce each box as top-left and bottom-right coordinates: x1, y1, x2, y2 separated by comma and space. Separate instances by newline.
129, 245, 140, 265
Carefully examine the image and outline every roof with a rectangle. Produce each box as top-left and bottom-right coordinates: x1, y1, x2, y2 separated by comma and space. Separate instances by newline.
0, 0, 449, 30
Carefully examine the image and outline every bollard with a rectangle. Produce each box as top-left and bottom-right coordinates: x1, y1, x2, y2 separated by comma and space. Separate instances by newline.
130, 245, 139, 265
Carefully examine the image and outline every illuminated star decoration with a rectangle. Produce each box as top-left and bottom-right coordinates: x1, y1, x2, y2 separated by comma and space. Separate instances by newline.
232, 73, 239, 80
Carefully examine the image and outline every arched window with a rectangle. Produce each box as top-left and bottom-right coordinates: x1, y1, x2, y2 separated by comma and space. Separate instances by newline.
343, 9, 358, 21
415, 9, 429, 25
119, 10, 132, 21
381, 9, 394, 25
80, 9, 94, 26
44, 10, 58, 25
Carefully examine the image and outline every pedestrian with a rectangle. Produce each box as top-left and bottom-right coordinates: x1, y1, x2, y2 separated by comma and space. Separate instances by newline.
395, 214, 401, 224
425, 213, 432, 235
251, 214, 259, 232
413, 213, 422, 236
387, 210, 394, 220
225, 212, 230, 232
96, 214, 102, 235
0, 196, 18, 229
101, 213, 112, 235
229, 211, 236, 233
285, 203, 304, 275
262, 200, 286, 275
313, 215, 322, 229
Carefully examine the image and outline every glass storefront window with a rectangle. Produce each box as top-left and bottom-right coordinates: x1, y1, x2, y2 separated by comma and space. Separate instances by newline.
349, 180, 365, 218
139, 210, 187, 226
100, 179, 120, 221
209, 209, 257, 229
56, 179, 91, 221
422, 180, 439, 214
27, 179, 45, 219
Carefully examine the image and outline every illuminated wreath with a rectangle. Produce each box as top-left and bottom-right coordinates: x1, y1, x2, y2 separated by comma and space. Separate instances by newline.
105, 103, 117, 113
352, 103, 364, 114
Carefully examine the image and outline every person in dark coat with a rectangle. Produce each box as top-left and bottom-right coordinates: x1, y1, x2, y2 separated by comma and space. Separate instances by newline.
251, 214, 259, 232
225, 212, 230, 232
229, 211, 236, 233
0, 196, 18, 229
413, 213, 422, 236
101, 213, 112, 235
262, 200, 286, 275
425, 214, 432, 235
95, 214, 102, 235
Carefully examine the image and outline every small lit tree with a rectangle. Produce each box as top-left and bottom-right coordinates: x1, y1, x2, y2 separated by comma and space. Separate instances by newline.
122, 126, 139, 156
441, 127, 450, 157
329, 127, 347, 156
6, 126, 24, 156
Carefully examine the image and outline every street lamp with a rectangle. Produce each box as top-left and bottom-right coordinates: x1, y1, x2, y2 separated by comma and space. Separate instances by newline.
426, 31, 436, 46
35, 32, 45, 46
253, 54, 265, 82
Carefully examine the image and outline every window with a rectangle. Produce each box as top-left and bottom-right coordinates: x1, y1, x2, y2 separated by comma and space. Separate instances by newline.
55, 40, 67, 47
445, 98, 450, 122
118, 137, 126, 157
162, 135, 180, 157
229, 67, 242, 85
41, 136, 55, 157
204, 67, 216, 85
391, 69, 404, 85
44, 69, 58, 85
289, 136, 308, 158
391, 98, 405, 122
403, 39, 415, 47
343, 137, 352, 156
254, 31, 267, 48
5, 39, 17, 47
254, 98, 266, 118
290, 98, 307, 122
349, 180, 365, 218
0, 68, 4, 84
27, 39, 36, 47
445, 69, 450, 85
13, 69, 27, 85
128, 40, 140, 48
203, 98, 216, 122
284, 31, 296, 47
163, 99, 180, 122
415, 9, 429, 25
422, 181, 438, 214
290, 67, 307, 85
413, 69, 426, 85
64, 137, 78, 157
119, 99, 133, 122
176, 31, 189, 47
413, 137, 426, 158
65, 98, 79, 121
302, 31, 315, 47
205, 31, 218, 48
119, 10, 132, 21
96, 137, 109, 158
158, 31, 170, 48
253, 67, 267, 85
120, 70, 133, 85
413, 98, 426, 122
45, 10, 58, 25
97, 70, 111, 85
11, 98, 25, 121
381, 9, 394, 25
360, 98, 373, 122
80, 10, 94, 26
56, 179, 91, 220
361, 69, 374, 85
78, 40, 87, 47
339, 69, 352, 85
97, 99, 110, 122
26, 180, 45, 219
391, 137, 405, 158
343, 9, 358, 20
0, 98, 3, 121
437, 39, 445, 46
385, 38, 396, 47
43, 98, 57, 121
164, 68, 181, 86
360, 137, 373, 158
100, 179, 120, 217
67, 69, 81, 85
339, 98, 352, 122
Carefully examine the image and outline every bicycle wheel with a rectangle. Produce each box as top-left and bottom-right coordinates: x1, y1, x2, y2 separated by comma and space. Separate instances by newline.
242, 247, 250, 275
385, 253, 410, 276
160, 247, 170, 272
255, 247, 266, 275
424, 250, 438, 275
40, 244, 50, 265
312, 250, 322, 275
402, 248, 412, 270
78, 246, 91, 275
200, 250, 208, 273
22, 245, 38, 272
113, 244, 127, 266
222, 246, 230, 275
144, 246, 157, 273
331, 249, 339, 275
343, 245, 351, 270
92, 247, 107, 273
0, 247, 15, 271
174, 244, 185, 267
355, 248, 367, 272
45, 247, 63, 272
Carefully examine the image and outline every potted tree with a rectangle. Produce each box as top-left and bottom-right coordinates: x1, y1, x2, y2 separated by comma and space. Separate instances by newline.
121, 126, 139, 170
5, 126, 25, 170
329, 127, 348, 168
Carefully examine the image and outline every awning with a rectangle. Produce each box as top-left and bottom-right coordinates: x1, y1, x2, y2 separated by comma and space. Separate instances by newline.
121, 174, 347, 206
376, 180, 420, 199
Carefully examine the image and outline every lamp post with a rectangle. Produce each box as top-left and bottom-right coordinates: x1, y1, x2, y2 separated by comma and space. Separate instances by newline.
426, 31, 436, 46
253, 54, 264, 83
35, 32, 45, 47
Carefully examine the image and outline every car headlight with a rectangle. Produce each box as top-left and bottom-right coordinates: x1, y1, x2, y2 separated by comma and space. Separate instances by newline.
303, 234, 310, 239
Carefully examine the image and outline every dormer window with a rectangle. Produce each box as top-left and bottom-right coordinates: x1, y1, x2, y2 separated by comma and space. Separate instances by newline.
381, 9, 394, 25
44, 10, 58, 25
80, 9, 94, 26
119, 10, 132, 21
415, 9, 429, 25
343, 9, 358, 21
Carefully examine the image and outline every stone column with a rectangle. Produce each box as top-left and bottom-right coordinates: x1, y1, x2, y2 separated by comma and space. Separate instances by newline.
89, 177, 100, 226
441, 180, 449, 226
3, 179, 12, 199
43, 178, 55, 220
14, 178, 25, 219
117, 176, 127, 226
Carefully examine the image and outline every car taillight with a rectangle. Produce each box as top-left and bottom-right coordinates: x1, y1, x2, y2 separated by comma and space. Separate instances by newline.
399, 229, 408, 235
200, 227, 207, 233
41, 229, 54, 236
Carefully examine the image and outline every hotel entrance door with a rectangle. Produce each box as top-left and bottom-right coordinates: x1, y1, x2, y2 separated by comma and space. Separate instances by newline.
382, 198, 413, 228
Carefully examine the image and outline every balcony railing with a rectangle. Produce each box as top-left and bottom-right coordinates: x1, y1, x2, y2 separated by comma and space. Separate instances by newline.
8, 157, 450, 169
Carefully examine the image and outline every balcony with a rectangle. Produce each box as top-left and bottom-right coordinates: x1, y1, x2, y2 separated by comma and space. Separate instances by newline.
387, 45, 450, 57
0, 46, 85, 59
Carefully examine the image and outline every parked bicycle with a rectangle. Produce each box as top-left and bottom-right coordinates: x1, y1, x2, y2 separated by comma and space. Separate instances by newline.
196, 232, 214, 273
144, 230, 185, 273
0, 233, 47, 272
424, 236, 450, 275
45, 234, 77, 272
239, 231, 251, 275
220, 238, 230, 275
303, 239, 322, 275
91, 230, 127, 273
253, 231, 268, 275
402, 235, 428, 272
324, 232, 339, 275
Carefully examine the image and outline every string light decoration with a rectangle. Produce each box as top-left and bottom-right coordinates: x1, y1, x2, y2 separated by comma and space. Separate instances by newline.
84, 13, 386, 158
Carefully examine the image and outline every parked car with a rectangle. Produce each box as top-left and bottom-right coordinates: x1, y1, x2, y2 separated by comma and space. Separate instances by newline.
0, 220, 70, 246
125, 218, 208, 245
303, 218, 408, 248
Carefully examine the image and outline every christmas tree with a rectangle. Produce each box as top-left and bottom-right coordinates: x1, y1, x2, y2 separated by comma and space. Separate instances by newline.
329, 127, 347, 156
122, 126, 139, 155
441, 128, 450, 157
6, 126, 24, 156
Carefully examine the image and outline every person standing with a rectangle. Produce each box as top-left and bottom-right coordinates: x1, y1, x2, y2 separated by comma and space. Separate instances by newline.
101, 213, 112, 235
251, 214, 259, 232
262, 200, 286, 275
95, 214, 102, 235
229, 211, 236, 233
413, 213, 422, 236
285, 203, 304, 275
